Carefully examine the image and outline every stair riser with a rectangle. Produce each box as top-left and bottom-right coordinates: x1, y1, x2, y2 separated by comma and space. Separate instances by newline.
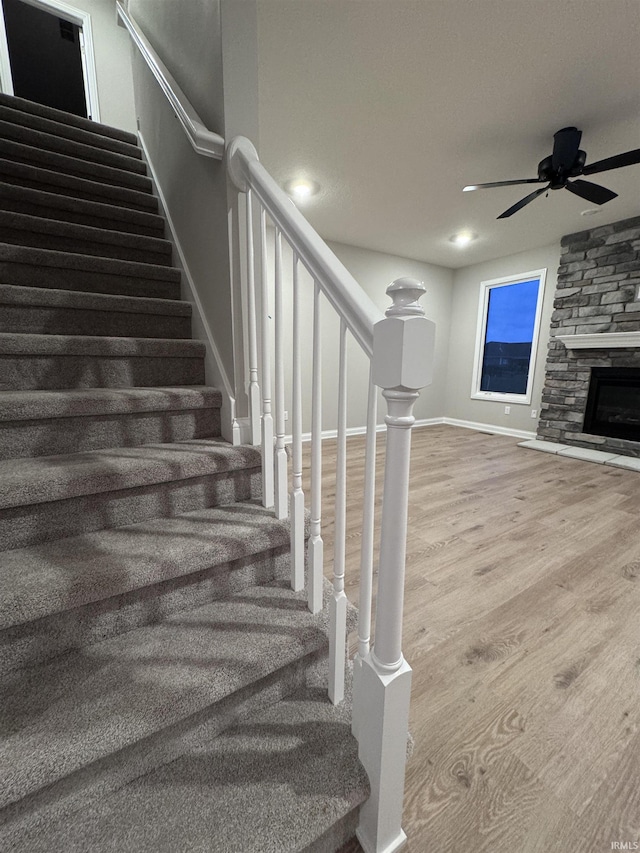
0, 467, 262, 550
0, 227, 172, 265
0, 105, 143, 161
0, 406, 221, 460
0, 545, 288, 675
0, 648, 324, 837
0, 353, 205, 391
0, 121, 146, 175
0, 262, 181, 299
1, 197, 165, 238
0, 304, 191, 339
304, 814, 361, 853
0, 161, 158, 213
0, 139, 152, 193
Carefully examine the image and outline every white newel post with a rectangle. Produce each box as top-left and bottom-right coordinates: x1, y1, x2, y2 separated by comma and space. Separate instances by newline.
356, 277, 435, 853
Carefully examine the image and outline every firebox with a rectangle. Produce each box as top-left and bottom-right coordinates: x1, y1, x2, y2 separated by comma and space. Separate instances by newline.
583, 367, 640, 442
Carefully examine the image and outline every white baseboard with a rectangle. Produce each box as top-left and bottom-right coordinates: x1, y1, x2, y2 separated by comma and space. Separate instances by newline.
138, 132, 238, 443
284, 416, 534, 444
440, 417, 537, 441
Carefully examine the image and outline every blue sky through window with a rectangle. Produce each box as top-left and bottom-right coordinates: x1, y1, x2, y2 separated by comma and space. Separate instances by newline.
486, 279, 540, 343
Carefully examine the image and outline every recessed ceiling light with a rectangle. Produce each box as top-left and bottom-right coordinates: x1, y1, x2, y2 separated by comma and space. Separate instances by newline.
580, 208, 602, 217
449, 230, 477, 247
285, 178, 320, 201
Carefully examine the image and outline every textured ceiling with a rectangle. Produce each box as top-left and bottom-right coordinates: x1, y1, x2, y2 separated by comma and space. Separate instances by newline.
257, 0, 640, 269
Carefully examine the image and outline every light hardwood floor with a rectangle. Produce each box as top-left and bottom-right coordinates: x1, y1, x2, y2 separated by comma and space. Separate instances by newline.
308, 425, 640, 853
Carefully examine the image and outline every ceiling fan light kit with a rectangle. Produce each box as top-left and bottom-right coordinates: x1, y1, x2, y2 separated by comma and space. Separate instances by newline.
464, 127, 640, 218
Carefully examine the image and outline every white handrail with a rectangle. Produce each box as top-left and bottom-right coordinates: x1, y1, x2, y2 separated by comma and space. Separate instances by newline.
116, 2, 225, 160
227, 138, 383, 357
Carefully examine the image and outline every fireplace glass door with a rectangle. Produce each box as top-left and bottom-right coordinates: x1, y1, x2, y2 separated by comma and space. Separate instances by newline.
583, 367, 640, 441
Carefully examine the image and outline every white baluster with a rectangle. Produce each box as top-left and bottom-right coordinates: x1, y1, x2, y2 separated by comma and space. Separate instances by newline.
244, 189, 261, 446
259, 207, 274, 508
289, 253, 305, 591
273, 228, 288, 519
351, 367, 377, 739
356, 277, 435, 853
329, 318, 348, 705
307, 281, 324, 615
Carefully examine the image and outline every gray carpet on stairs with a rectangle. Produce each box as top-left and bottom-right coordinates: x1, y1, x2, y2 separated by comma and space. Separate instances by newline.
0, 157, 159, 211
0, 181, 165, 236
0, 94, 366, 853
0, 210, 173, 264
0, 102, 143, 159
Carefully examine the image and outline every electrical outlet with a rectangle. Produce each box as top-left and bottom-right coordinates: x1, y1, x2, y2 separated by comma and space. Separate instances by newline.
284, 410, 289, 421
531, 409, 538, 418
504, 406, 511, 415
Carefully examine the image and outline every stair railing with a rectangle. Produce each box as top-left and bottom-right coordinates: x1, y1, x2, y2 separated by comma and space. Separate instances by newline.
228, 137, 435, 853
117, 5, 435, 844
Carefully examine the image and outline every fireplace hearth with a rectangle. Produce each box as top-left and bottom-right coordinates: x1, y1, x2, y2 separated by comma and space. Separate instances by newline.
584, 367, 640, 442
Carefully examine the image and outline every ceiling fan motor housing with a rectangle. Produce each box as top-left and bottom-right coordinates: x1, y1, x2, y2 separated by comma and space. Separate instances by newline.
538, 150, 586, 187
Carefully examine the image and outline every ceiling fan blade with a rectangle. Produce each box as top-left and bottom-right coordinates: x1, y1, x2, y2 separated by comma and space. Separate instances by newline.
565, 179, 618, 205
463, 178, 541, 191
497, 185, 549, 219
583, 148, 640, 175
552, 127, 582, 172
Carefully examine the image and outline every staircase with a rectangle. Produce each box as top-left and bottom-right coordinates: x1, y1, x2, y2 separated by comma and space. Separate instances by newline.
0, 94, 368, 853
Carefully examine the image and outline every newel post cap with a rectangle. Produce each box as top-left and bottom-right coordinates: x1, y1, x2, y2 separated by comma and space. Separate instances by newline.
372, 277, 435, 391
226, 136, 259, 192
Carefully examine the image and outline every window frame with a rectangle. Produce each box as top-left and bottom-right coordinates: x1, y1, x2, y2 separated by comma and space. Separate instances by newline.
470, 268, 547, 405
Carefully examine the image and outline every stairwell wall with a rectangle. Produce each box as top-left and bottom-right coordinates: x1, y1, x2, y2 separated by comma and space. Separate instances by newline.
127, 0, 261, 438
127, 0, 233, 382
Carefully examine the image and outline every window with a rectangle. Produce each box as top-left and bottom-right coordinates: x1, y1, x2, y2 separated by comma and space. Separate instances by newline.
471, 269, 546, 405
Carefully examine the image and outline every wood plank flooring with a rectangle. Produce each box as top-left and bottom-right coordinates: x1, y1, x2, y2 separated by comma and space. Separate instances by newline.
305, 424, 640, 853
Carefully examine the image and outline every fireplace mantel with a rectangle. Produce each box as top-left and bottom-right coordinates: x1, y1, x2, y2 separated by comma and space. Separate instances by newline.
557, 331, 640, 350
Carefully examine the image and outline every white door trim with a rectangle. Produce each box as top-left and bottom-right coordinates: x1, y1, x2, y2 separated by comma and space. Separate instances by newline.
0, 0, 101, 121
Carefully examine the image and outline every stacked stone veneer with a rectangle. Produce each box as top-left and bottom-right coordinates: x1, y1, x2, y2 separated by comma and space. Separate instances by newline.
538, 214, 640, 457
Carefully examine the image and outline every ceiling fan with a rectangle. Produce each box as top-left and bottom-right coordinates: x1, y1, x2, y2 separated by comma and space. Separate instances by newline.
463, 127, 640, 218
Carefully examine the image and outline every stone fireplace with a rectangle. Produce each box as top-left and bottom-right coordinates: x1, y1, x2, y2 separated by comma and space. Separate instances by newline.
537, 214, 640, 458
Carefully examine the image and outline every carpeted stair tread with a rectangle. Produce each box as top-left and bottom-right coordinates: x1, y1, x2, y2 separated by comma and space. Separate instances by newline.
0, 331, 203, 358
0, 386, 222, 460
2, 684, 369, 853
0, 243, 181, 299
0, 181, 165, 237
0, 211, 172, 264
0, 120, 146, 175
0, 284, 191, 337
0, 137, 152, 192
0, 580, 331, 812
0, 284, 190, 318
0, 104, 142, 161
0, 93, 138, 145
0, 438, 259, 511
0, 159, 158, 212
0, 385, 220, 422
0, 503, 290, 630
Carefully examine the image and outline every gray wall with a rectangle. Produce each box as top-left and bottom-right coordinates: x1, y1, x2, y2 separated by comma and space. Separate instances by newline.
266, 233, 453, 432
83, 0, 136, 132
445, 243, 559, 434
127, 0, 259, 402
329, 240, 453, 426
